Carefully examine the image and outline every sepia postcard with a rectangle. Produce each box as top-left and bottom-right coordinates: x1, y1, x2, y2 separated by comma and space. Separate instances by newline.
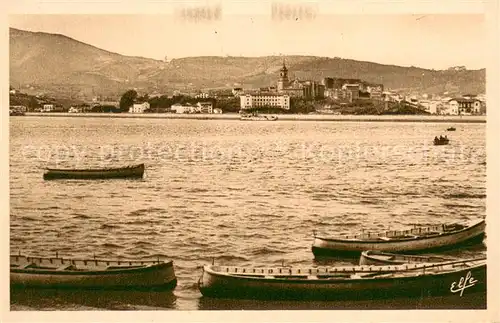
1, 0, 499, 322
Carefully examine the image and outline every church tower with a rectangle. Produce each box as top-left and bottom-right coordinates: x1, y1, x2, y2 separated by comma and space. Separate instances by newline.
277, 59, 289, 92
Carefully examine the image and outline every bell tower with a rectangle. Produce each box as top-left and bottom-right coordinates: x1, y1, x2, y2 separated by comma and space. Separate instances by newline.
277, 59, 289, 92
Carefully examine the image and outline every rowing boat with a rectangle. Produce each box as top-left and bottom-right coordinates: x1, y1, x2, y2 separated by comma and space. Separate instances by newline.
198, 257, 486, 300
359, 250, 461, 266
312, 219, 485, 257
434, 138, 450, 145
43, 163, 145, 180
10, 254, 177, 290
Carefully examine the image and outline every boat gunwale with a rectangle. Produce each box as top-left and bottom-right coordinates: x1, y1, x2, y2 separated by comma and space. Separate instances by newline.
11, 261, 173, 276
201, 261, 486, 285
314, 220, 484, 244
44, 163, 145, 173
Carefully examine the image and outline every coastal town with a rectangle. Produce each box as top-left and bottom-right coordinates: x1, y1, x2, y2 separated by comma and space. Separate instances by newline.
9, 61, 486, 117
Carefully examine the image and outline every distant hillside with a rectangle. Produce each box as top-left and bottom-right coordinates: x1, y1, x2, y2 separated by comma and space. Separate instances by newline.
10, 28, 486, 99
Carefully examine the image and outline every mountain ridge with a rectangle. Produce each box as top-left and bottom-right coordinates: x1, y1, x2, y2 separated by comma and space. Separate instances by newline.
9, 27, 486, 100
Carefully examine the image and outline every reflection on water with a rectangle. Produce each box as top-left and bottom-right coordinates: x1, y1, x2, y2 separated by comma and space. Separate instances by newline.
197, 292, 486, 310
10, 287, 177, 310
10, 117, 486, 310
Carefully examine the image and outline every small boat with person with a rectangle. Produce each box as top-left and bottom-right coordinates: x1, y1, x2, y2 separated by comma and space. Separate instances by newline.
10, 254, 177, 290
434, 136, 450, 145
43, 163, 145, 180
447, 127, 456, 131
312, 219, 485, 257
198, 257, 486, 300
359, 250, 462, 266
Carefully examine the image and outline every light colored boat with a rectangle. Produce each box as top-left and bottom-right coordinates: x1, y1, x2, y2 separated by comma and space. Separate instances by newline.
43, 163, 145, 180
198, 257, 486, 300
240, 114, 278, 121
312, 219, 485, 257
359, 250, 462, 266
10, 254, 177, 290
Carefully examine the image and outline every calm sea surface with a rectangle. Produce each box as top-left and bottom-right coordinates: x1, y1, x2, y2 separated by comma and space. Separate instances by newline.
9, 117, 487, 310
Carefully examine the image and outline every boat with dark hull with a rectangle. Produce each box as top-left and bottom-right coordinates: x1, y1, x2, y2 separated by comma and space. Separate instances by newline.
198, 258, 486, 301
434, 137, 450, 145
447, 127, 456, 131
359, 250, 462, 266
312, 219, 485, 257
10, 254, 177, 290
43, 163, 145, 180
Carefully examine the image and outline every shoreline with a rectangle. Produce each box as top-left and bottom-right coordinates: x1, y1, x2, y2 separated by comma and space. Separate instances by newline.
19, 112, 487, 123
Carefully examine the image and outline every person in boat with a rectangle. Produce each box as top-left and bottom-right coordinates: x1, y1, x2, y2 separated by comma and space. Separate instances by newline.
434, 136, 439, 141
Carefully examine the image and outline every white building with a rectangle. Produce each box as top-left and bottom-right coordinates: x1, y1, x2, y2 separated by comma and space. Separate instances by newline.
448, 98, 481, 115
129, 102, 150, 113
195, 92, 209, 99
171, 103, 195, 114
42, 104, 54, 112
441, 100, 459, 115
240, 94, 290, 110
197, 101, 213, 114
419, 100, 441, 114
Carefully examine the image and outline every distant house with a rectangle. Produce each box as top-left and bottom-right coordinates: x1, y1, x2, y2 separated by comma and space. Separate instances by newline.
10, 105, 27, 113
418, 100, 442, 115
42, 104, 54, 112
366, 85, 383, 100
195, 92, 209, 99
342, 84, 360, 102
448, 98, 481, 115
197, 101, 213, 114
129, 102, 150, 113
171, 103, 195, 114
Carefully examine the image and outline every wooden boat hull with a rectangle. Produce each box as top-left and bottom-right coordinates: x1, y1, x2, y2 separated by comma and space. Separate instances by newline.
434, 140, 450, 145
10, 255, 176, 290
43, 164, 145, 180
312, 220, 485, 257
359, 250, 458, 266
198, 262, 486, 301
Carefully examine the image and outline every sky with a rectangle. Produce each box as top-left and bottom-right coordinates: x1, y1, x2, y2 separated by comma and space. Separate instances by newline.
9, 13, 487, 70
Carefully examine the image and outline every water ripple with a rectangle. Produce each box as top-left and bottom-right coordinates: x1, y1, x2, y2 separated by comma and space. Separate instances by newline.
10, 118, 486, 310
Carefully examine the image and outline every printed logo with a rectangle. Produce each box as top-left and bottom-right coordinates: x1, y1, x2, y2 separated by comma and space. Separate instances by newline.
450, 271, 478, 296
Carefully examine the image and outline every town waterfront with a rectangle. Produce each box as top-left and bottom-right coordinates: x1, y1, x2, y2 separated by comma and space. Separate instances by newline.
10, 117, 486, 310
22, 112, 487, 123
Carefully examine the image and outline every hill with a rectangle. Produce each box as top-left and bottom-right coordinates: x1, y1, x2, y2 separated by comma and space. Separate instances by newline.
10, 28, 485, 99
